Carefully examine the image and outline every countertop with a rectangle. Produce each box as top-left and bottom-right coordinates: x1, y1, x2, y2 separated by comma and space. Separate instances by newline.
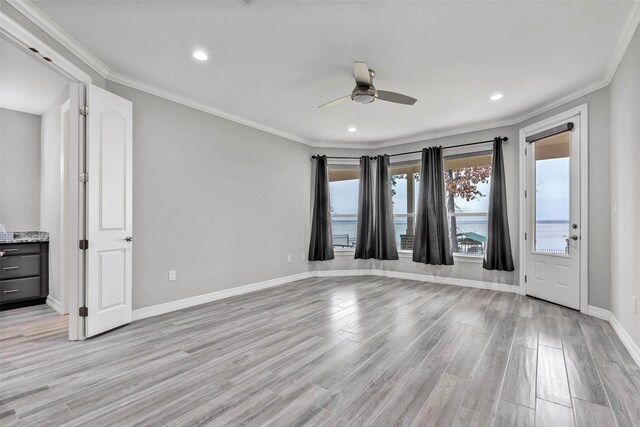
0, 231, 49, 244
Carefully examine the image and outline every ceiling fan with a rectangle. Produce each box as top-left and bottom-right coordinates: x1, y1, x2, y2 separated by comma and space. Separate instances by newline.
319, 61, 418, 108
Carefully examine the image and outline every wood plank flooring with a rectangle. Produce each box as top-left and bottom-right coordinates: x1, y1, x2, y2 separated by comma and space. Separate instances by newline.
1, 276, 639, 426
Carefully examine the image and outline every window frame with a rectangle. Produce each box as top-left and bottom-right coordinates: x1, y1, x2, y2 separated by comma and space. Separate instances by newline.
327, 160, 360, 251
389, 161, 420, 253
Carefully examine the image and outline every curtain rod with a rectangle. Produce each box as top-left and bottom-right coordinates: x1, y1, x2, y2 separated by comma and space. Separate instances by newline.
311, 137, 508, 160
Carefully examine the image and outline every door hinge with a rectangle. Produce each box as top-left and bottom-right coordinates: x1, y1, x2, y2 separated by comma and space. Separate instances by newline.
79, 239, 89, 250
79, 306, 88, 317
79, 172, 89, 183
524, 232, 527, 240
525, 147, 527, 155
80, 105, 89, 116
524, 190, 527, 198
524, 275, 527, 283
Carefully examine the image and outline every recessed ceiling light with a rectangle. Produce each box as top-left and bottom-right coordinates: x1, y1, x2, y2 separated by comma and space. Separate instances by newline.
348, 127, 357, 132
490, 93, 503, 101
193, 51, 208, 61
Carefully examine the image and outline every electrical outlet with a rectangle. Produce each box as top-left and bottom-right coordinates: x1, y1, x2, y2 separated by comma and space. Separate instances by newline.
301, 252, 306, 260
168, 270, 176, 282
287, 255, 292, 263
633, 296, 637, 314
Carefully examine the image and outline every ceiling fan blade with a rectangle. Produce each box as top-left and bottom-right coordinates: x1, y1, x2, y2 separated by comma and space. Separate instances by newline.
353, 61, 371, 86
376, 90, 418, 105
318, 95, 351, 109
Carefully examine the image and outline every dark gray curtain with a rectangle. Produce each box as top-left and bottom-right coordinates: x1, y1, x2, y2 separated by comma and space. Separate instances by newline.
413, 147, 454, 265
355, 156, 375, 259
483, 138, 514, 271
308, 156, 334, 261
373, 155, 398, 260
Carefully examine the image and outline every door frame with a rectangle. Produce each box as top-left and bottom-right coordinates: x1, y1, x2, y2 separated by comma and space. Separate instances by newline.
518, 104, 589, 313
1, 12, 91, 339
59, 98, 71, 314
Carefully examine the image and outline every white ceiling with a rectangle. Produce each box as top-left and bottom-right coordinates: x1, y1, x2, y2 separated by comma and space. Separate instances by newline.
28, 0, 638, 146
0, 36, 68, 115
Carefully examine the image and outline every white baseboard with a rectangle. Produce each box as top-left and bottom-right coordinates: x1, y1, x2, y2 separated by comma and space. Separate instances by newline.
46, 295, 64, 314
133, 269, 523, 322
586, 305, 610, 320
588, 305, 640, 367
132, 272, 313, 321
311, 269, 524, 295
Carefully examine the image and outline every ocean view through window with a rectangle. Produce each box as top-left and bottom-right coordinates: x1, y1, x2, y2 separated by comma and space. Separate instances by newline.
328, 165, 359, 248
328, 151, 497, 255
443, 152, 493, 255
533, 132, 572, 255
324, 142, 569, 257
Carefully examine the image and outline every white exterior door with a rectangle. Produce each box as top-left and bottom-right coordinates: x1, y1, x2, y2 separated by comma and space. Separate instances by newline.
85, 84, 133, 337
524, 115, 581, 309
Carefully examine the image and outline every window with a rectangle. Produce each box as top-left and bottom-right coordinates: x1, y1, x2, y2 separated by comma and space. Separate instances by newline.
444, 152, 492, 255
328, 165, 359, 247
390, 162, 420, 250
391, 151, 492, 255
533, 132, 570, 254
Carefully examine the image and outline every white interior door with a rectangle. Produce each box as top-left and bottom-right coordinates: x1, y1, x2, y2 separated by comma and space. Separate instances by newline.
85, 84, 133, 337
525, 117, 581, 309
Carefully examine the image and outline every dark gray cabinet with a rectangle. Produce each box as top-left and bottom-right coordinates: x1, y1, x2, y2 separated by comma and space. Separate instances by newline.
0, 242, 49, 308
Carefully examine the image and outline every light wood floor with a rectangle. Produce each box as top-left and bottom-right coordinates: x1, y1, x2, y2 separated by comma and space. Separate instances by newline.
1, 276, 639, 426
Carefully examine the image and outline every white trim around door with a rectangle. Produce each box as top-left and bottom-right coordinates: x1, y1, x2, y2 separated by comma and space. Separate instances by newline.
518, 104, 589, 313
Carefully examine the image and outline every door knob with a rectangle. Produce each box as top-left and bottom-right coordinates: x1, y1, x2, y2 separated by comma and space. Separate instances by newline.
570, 235, 579, 241
124, 236, 134, 242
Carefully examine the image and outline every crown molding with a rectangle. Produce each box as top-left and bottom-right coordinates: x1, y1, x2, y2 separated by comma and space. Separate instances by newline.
107, 71, 311, 145
605, 0, 640, 82
6, 0, 110, 77
102, 70, 609, 151
503, 78, 609, 127
307, 117, 516, 150
8, 0, 640, 150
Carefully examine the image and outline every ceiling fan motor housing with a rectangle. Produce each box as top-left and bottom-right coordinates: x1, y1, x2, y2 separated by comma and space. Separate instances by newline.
352, 85, 377, 104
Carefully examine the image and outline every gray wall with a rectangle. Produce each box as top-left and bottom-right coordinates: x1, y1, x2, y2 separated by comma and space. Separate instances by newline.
609, 26, 640, 347
0, 108, 41, 230
310, 126, 518, 288
519, 87, 611, 310
105, 82, 312, 309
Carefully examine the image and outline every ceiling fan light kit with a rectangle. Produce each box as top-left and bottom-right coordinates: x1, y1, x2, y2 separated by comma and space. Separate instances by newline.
319, 61, 418, 108
352, 86, 377, 104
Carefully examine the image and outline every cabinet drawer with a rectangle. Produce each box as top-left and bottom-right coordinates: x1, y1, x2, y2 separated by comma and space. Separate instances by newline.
0, 243, 40, 256
0, 255, 40, 279
0, 277, 41, 302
